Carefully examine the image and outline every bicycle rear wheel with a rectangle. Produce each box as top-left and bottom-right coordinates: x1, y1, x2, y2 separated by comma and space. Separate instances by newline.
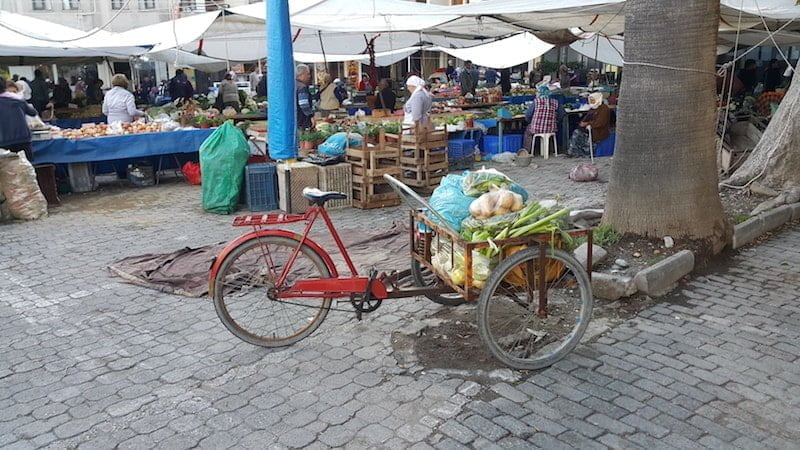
477, 247, 593, 370
213, 235, 332, 347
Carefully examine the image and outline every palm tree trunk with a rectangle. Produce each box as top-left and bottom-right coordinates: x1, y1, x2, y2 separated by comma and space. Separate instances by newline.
604, 0, 729, 251
724, 59, 800, 189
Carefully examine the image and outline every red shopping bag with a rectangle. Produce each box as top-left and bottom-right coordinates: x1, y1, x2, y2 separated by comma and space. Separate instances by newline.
181, 162, 202, 185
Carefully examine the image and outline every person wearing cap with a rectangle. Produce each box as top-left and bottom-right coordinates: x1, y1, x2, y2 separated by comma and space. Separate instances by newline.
568, 92, 610, 157
102, 74, 145, 124
403, 75, 432, 132
523, 85, 565, 154
333, 78, 348, 104
218, 72, 241, 112
317, 73, 340, 115
374, 79, 396, 112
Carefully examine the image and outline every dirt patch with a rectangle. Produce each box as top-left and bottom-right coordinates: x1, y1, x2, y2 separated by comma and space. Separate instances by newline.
720, 188, 769, 224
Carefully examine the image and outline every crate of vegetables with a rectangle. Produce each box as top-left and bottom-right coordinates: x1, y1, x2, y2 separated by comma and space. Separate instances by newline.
410, 168, 592, 301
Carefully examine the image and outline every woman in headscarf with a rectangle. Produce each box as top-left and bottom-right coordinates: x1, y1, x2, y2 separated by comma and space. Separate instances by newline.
523, 85, 565, 155
403, 75, 432, 132
357, 73, 375, 95
568, 92, 611, 157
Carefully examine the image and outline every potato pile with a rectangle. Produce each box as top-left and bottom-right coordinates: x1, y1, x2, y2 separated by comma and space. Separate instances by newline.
53, 122, 162, 140
468, 186, 524, 220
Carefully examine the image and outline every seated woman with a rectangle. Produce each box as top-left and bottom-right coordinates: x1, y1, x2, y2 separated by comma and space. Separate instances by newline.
402, 76, 432, 133
568, 92, 610, 157
523, 85, 565, 155
102, 74, 145, 124
374, 79, 396, 112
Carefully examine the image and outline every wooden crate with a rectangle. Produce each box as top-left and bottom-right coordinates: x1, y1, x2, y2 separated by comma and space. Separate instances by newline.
352, 179, 401, 209
317, 163, 352, 210
277, 162, 319, 213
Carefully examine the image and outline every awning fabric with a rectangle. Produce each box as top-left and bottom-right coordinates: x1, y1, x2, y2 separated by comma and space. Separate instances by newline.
0, 11, 150, 58
434, 33, 554, 69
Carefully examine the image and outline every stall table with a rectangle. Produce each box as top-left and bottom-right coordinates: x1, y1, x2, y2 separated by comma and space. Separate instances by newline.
32, 128, 215, 186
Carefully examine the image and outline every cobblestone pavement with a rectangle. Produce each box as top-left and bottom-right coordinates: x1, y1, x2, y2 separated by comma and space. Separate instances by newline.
2, 159, 799, 449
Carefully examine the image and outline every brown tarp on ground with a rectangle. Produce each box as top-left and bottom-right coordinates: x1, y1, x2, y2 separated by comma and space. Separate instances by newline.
108, 221, 411, 298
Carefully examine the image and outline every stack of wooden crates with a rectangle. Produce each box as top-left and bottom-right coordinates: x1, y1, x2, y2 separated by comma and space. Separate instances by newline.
389, 126, 448, 194
345, 130, 401, 209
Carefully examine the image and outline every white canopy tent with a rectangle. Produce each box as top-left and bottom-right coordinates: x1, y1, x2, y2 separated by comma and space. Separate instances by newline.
0, 11, 150, 59
433, 33, 554, 69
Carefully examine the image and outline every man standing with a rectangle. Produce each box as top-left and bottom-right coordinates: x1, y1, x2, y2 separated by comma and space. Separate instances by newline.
738, 59, 758, 94
249, 67, 261, 93
29, 69, 49, 113
484, 67, 498, 87
460, 60, 477, 96
295, 64, 314, 130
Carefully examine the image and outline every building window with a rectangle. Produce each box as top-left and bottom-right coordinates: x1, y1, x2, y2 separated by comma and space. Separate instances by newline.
62, 0, 79, 9
139, 0, 154, 9
111, 0, 125, 9
32, 0, 49, 10
180, 0, 197, 12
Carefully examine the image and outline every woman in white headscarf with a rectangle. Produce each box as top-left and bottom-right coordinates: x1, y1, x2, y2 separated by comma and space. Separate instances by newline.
567, 92, 611, 157
403, 75, 432, 132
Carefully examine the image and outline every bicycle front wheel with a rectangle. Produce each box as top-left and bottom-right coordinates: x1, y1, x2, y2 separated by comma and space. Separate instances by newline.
477, 247, 593, 370
213, 235, 332, 347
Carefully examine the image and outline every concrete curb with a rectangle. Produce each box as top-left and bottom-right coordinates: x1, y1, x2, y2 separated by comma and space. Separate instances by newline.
732, 203, 798, 249
591, 272, 637, 301
633, 250, 695, 296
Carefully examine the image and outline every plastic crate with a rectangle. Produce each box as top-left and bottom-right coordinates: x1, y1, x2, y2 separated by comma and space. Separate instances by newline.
502, 134, 524, 152
245, 163, 279, 212
475, 118, 497, 129
67, 162, 95, 193
317, 163, 352, 210
447, 139, 475, 160
481, 135, 500, 155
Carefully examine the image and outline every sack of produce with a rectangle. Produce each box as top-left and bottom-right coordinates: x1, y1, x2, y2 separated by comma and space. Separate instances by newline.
181, 162, 201, 185
461, 167, 529, 201
428, 173, 473, 232
468, 186, 524, 220
569, 163, 599, 182
318, 132, 363, 156
0, 150, 47, 221
199, 121, 250, 214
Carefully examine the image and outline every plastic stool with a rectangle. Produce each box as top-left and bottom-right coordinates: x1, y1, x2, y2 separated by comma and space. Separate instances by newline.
533, 133, 558, 159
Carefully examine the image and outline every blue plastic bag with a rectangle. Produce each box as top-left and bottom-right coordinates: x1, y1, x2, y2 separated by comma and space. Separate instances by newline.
318, 132, 363, 156
429, 174, 474, 232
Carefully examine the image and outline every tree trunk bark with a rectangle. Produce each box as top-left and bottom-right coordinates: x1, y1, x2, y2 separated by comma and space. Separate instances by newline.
724, 60, 800, 189
604, 0, 729, 250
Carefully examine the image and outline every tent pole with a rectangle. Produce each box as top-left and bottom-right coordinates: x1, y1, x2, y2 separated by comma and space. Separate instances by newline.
594, 35, 600, 72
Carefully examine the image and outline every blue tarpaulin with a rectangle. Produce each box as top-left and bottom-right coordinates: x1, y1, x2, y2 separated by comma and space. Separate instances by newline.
31, 129, 215, 164
267, 0, 296, 160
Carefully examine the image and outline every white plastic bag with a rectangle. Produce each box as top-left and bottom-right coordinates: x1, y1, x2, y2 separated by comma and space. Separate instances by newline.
491, 152, 517, 164
0, 150, 47, 220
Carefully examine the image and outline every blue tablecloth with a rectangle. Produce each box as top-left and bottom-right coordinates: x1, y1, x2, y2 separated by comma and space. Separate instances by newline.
503, 95, 534, 104
32, 129, 216, 164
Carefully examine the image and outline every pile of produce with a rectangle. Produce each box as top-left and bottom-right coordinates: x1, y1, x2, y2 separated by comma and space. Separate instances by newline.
509, 87, 536, 96
428, 168, 571, 289
53, 121, 162, 139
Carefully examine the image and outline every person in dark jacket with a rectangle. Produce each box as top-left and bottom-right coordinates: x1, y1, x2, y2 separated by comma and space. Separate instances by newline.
374, 79, 396, 112
763, 59, 784, 92
295, 64, 314, 130
168, 69, 194, 102
738, 59, 758, 94
29, 69, 49, 113
52, 77, 72, 108
256, 74, 267, 98
499, 68, 512, 95
0, 77, 38, 162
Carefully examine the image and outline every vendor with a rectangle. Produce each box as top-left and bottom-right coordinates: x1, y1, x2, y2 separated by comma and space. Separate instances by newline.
358, 74, 376, 95
567, 92, 610, 157
403, 75, 432, 132
317, 74, 340, 115
0, 76, 38, 162
52, 77, 72, 109
374, 79, 396, 112
523, 85, 565, 154
218, 72, 241, 112
102, 74, 145, 124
